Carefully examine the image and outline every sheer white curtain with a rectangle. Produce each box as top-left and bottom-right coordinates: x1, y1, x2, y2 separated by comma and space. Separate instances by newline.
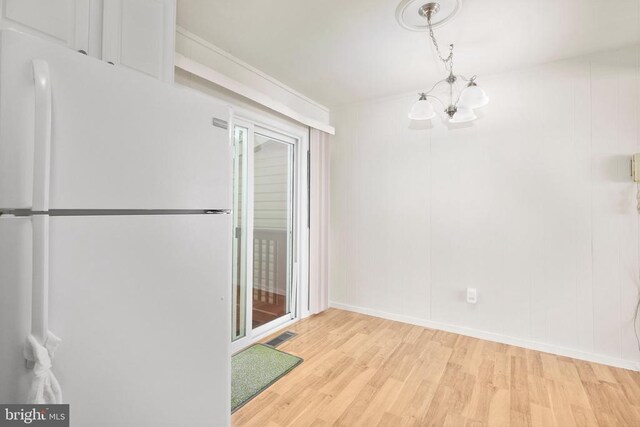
309, 128, 330, 314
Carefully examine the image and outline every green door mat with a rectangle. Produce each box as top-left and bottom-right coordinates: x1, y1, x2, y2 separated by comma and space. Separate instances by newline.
231, 344, 303, 413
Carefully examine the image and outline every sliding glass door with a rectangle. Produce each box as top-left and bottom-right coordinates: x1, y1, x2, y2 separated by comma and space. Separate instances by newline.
232, 120, 299, 347
251, 132, 294, 329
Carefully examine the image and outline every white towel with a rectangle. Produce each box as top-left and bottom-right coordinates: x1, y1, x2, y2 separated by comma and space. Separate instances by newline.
23, 332, 63, 404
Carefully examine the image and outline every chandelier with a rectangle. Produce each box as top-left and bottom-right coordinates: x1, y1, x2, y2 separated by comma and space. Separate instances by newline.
406, 2, 489, 123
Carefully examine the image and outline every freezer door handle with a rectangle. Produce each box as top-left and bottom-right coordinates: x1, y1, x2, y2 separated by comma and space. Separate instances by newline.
32, 60, 52, 212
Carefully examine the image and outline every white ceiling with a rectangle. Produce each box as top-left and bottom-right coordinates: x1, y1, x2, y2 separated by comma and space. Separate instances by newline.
177, 0, 640, 107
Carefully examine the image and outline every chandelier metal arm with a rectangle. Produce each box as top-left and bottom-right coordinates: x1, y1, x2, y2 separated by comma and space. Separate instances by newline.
423, 77, 450, 96
424, 74, 470, 107
456, 74, 476, 83
425, 94, 446, 110
451, 75, 472, 105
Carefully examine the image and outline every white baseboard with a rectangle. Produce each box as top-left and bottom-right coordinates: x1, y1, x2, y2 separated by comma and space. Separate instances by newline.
329, 301, 640, 372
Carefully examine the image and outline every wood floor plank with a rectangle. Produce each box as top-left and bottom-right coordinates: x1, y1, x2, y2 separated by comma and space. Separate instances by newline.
546, 379, 577, 427
232, 309, 640, 426
377, 411, 403, 426
530, 403, 555, 427
487, 388, 511, 427
463, 382, 498, 423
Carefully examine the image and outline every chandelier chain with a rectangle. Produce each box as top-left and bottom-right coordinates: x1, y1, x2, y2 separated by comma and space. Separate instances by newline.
427, 16, 454, 72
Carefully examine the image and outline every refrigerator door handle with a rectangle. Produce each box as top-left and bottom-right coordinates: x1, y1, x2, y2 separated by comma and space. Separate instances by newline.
25, 214, 63, 404
30, 215, 50, 349
26, 59, 55, 371
32, 60, 52, 212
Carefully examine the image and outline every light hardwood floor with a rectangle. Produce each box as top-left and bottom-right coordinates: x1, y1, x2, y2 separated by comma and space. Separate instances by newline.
232, 309, 640, 426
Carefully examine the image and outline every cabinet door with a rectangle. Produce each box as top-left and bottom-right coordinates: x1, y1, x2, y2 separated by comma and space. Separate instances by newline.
0, 0, 90, 53
102, 0, 175, 82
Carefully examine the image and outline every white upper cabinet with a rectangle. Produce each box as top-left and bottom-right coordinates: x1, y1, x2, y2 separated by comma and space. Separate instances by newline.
0, 0, 90, 53
0, 0, 175, 82
102, 0, 175, 82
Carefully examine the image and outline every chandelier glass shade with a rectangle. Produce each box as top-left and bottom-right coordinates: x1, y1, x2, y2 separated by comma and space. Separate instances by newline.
458, 82, 489, 109
448, 106, 476, 123
408, 93, 436, 120
408, 2, 489, 123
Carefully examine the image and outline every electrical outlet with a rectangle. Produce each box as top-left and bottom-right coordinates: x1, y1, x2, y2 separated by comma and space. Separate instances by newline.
632, 154, 640, 183
466, 288, 477, 304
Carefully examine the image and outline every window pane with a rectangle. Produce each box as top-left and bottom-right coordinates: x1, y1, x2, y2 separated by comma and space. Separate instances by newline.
251, 134, 293, 329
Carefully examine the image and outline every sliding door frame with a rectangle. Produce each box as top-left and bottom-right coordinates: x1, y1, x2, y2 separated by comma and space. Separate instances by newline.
231, 110, 309, 354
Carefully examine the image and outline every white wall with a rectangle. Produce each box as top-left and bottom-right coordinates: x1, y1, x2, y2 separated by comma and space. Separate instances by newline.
330, 46, 640, 370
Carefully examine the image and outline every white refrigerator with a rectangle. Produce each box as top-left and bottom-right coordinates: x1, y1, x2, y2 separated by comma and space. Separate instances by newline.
0, 30, 232, 426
